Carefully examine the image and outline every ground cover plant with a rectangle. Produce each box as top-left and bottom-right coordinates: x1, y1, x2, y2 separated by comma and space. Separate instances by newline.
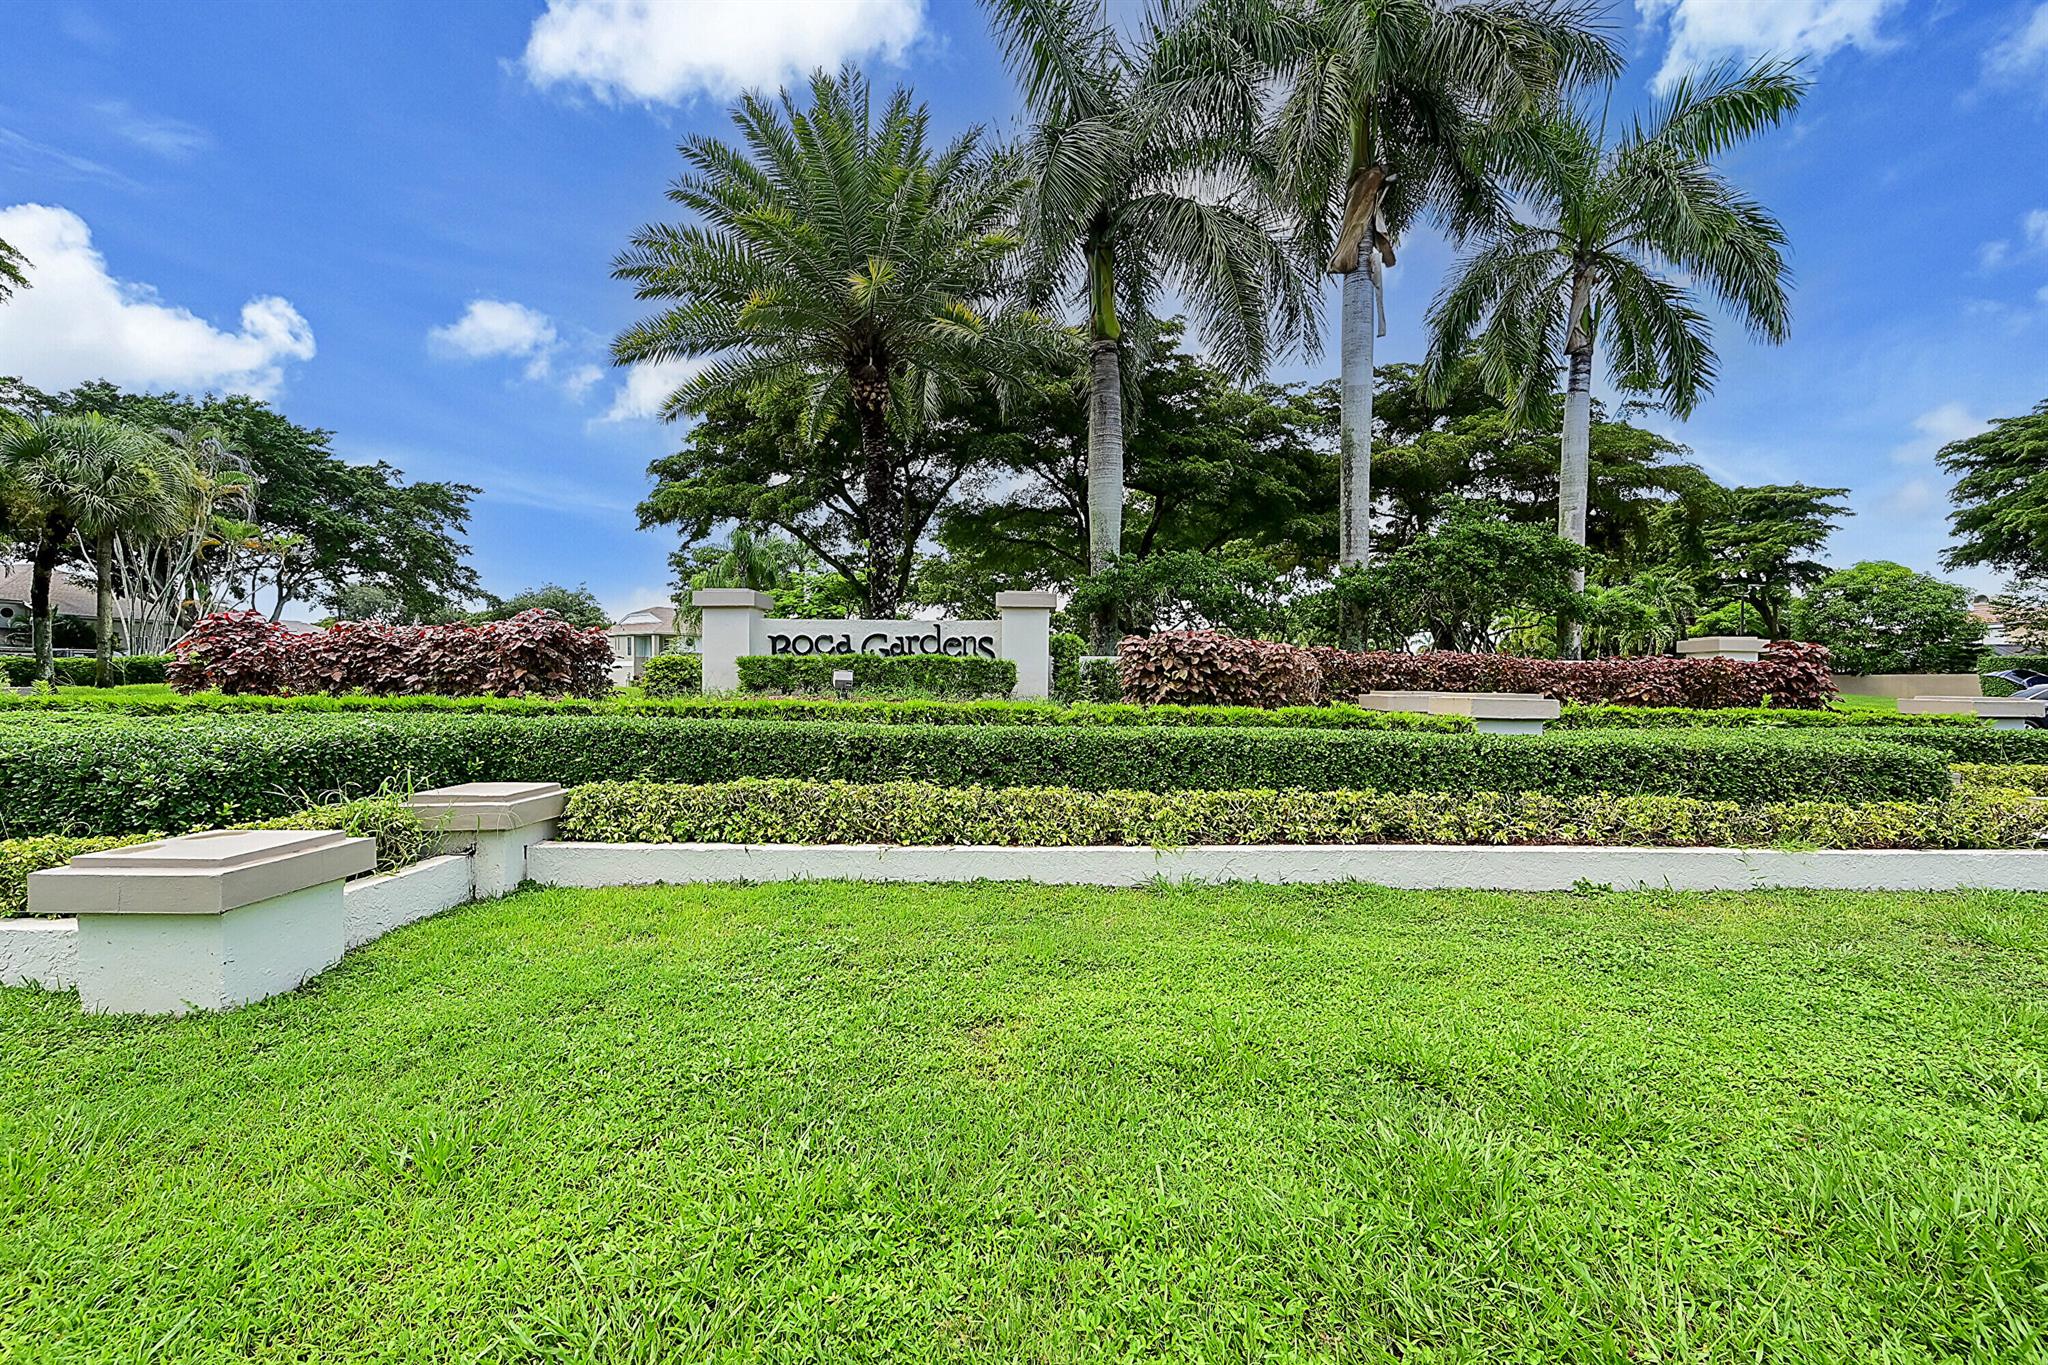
2, 881, 2042, 1358
0, 715, 1952, 836
561, 778, 2047, 850
736, 654, 1018, 699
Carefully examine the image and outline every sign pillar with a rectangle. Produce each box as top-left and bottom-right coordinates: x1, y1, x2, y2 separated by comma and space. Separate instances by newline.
693, 588, 770, 693
996, 591, 1057, 700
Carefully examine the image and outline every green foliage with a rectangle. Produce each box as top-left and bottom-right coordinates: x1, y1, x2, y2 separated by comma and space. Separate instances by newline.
1325, 501, 1590, 650
1951, 763, 2048, 794
1695, 484, 1850, 637
1078, 656, 1121, 704
0, 714, 1950, 836
638, 653, 703, 699
1555, 704, 1981, 730
1981, 653, 2048, 697
0, 654, 169, 686
1048, 632, 1084, 701
1849, 727, 2048, 764
1792, 561, 1985, 674
0, 795, 434, 916
562, 779, 2043, 851
736, 654, 1018, 699
1069, 550, 1298, 639
1581, 570, 1697, 657
1937, 399, 2048, 579
469, 583, 610, 630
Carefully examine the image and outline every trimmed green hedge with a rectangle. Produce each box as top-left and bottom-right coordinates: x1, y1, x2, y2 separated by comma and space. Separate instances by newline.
1849, 727, 2048, 764
1952, 762, 2048, 793
737, 653, 1017, 698
561, 779, 2045, 851
639, 653, 702, 698
1555, 704, 1981, 730
0, 714, 1952, 837
0, 796, 435, 917
0, 654, 172, 686
1980, 655, 2048, 697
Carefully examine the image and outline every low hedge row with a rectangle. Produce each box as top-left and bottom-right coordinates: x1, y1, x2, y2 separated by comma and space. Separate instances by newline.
1951, 763, 2048, 793
1980, 654, 2048, 697
1554, 705, 1979, 730
0, 690, 1465, 730
561, 779, 2045, 851
0, 715, 1952, 837
0, 796, 436, 917
736, 654, 1018, 698
1, 654, 172, 686
639, 653, 703, 697
1852, 727, 2048, 763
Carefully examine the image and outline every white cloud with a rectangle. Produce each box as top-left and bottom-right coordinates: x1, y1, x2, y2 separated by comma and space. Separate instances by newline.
2026, 209, 2048, 253
0, 202, 313, 398
429, 298, 560, 380
1889, 402, 1986, 466
520, 0, 926, 104
1978, 239, 2010, 271
1984, 2, 2048, 88
600, 356, 708, 422
1635, 0, 1901, 93
91, 101, 211, 161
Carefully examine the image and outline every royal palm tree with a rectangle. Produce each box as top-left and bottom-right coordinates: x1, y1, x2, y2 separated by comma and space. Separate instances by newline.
985, 0, 1318, 648
1424, 60, 1806, 654
0, 412, 187, 682
1258, 0, 1619, 571
613, 66, 1052, 616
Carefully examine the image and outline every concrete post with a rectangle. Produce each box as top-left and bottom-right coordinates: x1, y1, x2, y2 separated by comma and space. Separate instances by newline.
995, 591, 1057, 700
408, 782, 568, 899
30, 828, 374, 1015
693, 588, 770, 693
1676, 636, 1769, 662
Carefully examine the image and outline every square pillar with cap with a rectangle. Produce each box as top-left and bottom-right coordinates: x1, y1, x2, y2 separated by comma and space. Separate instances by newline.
996, 591, 1057, 699
30, 828, 374, 1015
1676, 636, 1769, 662
693, 588, 770, 693
408, 782, 567, 898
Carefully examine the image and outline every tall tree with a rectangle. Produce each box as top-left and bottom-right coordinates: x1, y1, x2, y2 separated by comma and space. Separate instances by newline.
1260, 0, 1619, 571
613, 66, 1049, 616
1425, 59, 1805, 653
985, 0, 1316, 646
1694, 483, 1847, 638
1938, 399, 2048, 580
0, 238, 27, 305
0, 413, 185, 682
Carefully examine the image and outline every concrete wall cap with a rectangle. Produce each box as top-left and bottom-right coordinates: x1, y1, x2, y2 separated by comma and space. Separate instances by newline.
1676, 636, 1769, 654
691, 588, 772, 609
994, 590, 1058, 609
29, 830, 374, 917
408, 781, 567, 831
1357, 689, 1561, 720
1899, 695, 2048, 718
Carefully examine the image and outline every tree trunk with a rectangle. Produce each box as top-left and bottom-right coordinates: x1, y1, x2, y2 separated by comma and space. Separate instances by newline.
94, 527, 115, 687
851, 388, 899, 617
1085, 336, 1125, 652
1558, 344, 1595, 659
28, 528, 65, 685
1337, 270, 1375, 569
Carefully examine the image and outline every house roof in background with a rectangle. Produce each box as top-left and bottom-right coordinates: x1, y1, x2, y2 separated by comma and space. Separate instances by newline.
0, 560, 124, 618
608, 605, 677, 636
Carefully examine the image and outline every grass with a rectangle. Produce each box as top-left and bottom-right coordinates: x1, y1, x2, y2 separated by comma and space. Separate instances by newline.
4, 882, 2045, 1361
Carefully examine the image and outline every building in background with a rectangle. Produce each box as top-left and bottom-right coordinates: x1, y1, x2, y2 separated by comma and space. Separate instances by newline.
605, 605, 691, 685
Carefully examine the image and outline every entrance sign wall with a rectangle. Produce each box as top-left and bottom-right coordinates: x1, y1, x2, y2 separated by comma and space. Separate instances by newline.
693, 588, 1057, 698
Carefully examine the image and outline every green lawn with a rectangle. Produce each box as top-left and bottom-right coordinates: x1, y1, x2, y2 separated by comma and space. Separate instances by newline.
4, 882, 2045, 1362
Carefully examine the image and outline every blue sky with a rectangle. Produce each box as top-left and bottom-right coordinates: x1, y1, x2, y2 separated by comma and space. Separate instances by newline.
2, 0, 2046, 616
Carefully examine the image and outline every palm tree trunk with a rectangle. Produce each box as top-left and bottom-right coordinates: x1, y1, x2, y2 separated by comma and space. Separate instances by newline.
94, 527, 115, 687
1558, 344, 1594, 658
1085, 336, 1125, 652
851, 389, 899, 617
1338, 270, 1375, 568
28, 529, 64, 685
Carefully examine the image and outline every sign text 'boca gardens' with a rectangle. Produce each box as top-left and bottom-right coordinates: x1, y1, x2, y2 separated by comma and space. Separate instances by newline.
762, 619, 999, 659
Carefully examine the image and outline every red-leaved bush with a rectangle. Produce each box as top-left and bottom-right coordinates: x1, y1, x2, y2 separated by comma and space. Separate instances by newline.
169, 609, 615, 699
1118, 631, 1835, 710
1119, 630, 1324, 707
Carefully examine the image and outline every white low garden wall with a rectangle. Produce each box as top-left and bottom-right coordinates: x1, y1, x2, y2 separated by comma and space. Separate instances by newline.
342, 855, 474, 949
0, 917, 78, 989
527, 841, 2048, 893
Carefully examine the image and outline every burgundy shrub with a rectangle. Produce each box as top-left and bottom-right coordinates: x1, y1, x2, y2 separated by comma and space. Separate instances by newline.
171, 608, 615, 698
1119, 630, 1324, 707
1114, 632, 1835, 710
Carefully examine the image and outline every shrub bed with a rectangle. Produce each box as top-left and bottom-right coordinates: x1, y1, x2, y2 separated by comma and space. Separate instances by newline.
736, 654, 1017, 698
0, 715, 1951, 837
1, 654, 172, 686
1850, 727, 2048, 763
1952, 762, 2048, 793
561, 779, 2044, 851
1117, 630, 1836, 709
1555, 704, 1980, 730
639, 653, 703, 697
169, 609, 612, 698
0, 796, 435, 917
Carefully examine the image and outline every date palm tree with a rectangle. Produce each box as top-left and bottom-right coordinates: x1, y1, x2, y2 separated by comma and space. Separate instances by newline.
1258, 0, 1619, 570
1424, 59, 1806, 654
612, 66, 1052, 616
984, 0, 1318, 647
0, 412, 189, 682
